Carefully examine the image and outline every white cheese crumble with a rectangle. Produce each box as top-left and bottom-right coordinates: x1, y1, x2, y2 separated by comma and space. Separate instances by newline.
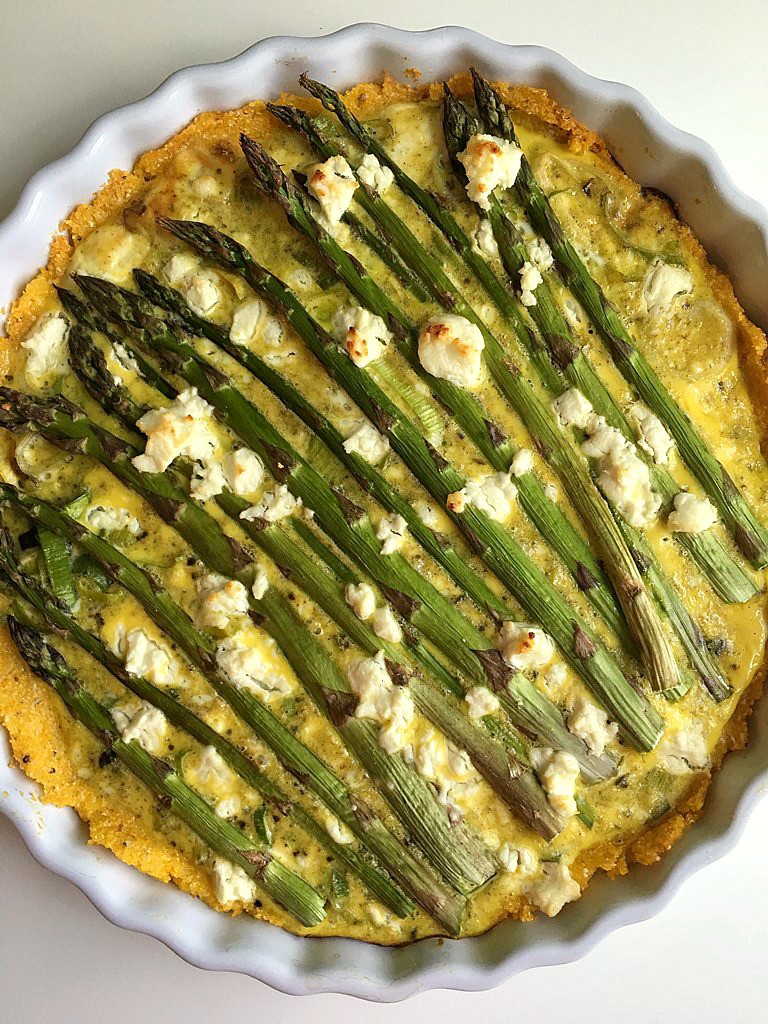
667, 491, 718, 534
544, 662, 568, 690
325, 814, 355, 845
417, 315, 485, 390
471, 219, 500, 260
197, 574, 250, 630
581, 414, 662, 528
457, 133, 523, 211
22, 314, 69, 384
531, 747, 580, 818
212, 858, 256, 905
345, 582, 377, 621
528, 237, 554, 271
342, 422, 390, 464
567, 696, 619, 758
497, 844, 520, 872
657, 723, 709, 774
251, 567, 270, 600
552, 388, 594, 430
414, 500, 440, 528
527, 861, 581, 916
307, 155, 358, 226
413, 728, 475, 815
518, 260, 543, 307
371, 605, 403, 643
629, 402, 675, 465
356, 153, 394, 193
229, 299, 264, 346
86, 505, 142, 538
223, 448, 264, 497
376, 513, 407, 555
464, 686, 500, 720
112, 627, 175, 687
215, 632, 291, 694
498, 622, 555, 671
164, 253, 222, 316
111, 702, 167, 755
643, 259, 694, 315
347, 651, 415, 754
449, 471, 517, 523
190, 461, 227, 502
132, 388, 218, 474
333, 305, 391, 367
240, 484, 300, 524
510, 448, 534, 478
262, 318, 283, 346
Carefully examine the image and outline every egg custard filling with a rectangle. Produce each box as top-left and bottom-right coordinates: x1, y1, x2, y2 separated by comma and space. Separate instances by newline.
1, 70, 767, 944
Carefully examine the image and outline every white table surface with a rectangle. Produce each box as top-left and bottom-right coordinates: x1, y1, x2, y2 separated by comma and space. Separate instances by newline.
2, 1, 767, 1019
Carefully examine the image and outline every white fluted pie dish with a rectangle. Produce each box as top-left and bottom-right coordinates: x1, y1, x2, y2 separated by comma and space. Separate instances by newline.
1, 23, 767, 1001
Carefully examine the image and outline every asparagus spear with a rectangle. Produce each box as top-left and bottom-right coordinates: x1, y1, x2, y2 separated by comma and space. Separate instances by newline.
468, 68, 768, 570
73, 271, 664, 750
5, 615, 327, 927
0, 483, 469, 931
126, 271, 619, 776
256, 115, 681, 696
0, 534, 415, 917
439, 88, 733, 702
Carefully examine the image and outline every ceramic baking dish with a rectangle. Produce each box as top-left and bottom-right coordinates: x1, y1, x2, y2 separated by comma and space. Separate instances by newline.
1, 23, 767, 1001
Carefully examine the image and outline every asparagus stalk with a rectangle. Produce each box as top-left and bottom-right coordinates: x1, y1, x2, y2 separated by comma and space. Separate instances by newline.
74, 270, 663, 750
60, 317, 573, 834
0, 483, 468, 932
127, 271, 619, 777
468, 68, 768, 570
0, 536, 415, 917
6, 615, 327, 927
258, 115, 682, 697
439, 88, 732, 702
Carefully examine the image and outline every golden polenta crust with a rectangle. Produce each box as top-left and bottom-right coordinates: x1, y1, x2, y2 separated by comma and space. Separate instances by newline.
1, 71, 766, 941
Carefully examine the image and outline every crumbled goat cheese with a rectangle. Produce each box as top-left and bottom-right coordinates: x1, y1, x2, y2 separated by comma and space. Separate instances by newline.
629, 403, 674, 465
531, 747, 580, 818
197, 574, 250, 630
325, 814, 355, 845
111, 702, 167, 754
22, 315, 69, 384
417, 315, 485, 390
356, 153, 394, 193
667, 491, 718, 534
518, 261, 543, 306
499, 622, 555, 671
164, 252, 198, 284
657, 723, 709, 774
112, 341, 140, 375
451, 472, 517, 524
371, 605, 402, 643
86, 506, 142, 538
345, 582, 377, 621
544, 483, 558, 502
262, 318, 283, 346
643, 259, 694, 315
527, 861, 581, 916
190, 461, 227, 502
582, 414, 661, 528
251, 568, 270, 600
414, 727, 475, 813
212, 858, 256, 905
333, 305, 391, 367
376, 513, 407, 555
457, 133, 523, 211
498, 844, 520, 872
215, 632, 291, 694
240, 484, 300, 524
472, 219, 500, 259
112, 627, 174, 686
528, 237, 554, 271
464, 686, 500, 720
229, 299, 264, 346
347, 651, 415, 754
414, 500, 440, 528
510, 448, 534, 477
132, 388, 218, 474
307, 155, 358, 226
164, 253, 222, 316
544, 662, 568, 690
223, 448, 264, 497
342, 422, 390, 464
552, 388, 594, 430
567, 696, 618, 758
